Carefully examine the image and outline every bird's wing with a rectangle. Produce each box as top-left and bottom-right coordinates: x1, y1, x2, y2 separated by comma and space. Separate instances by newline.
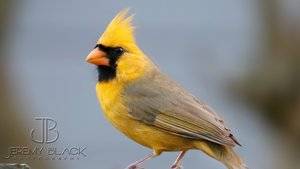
122, 72, 239, 146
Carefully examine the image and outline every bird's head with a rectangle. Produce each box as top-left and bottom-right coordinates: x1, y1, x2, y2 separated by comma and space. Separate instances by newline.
86, 9, 152, 83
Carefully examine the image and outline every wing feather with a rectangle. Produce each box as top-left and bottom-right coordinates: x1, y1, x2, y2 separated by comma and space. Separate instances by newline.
122, 71, 239, 146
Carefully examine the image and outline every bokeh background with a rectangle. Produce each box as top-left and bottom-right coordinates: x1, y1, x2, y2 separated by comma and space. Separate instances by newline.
0, 0, 299, 169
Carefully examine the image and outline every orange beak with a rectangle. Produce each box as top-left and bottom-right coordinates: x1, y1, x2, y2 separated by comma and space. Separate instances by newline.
85, 48, 109, 66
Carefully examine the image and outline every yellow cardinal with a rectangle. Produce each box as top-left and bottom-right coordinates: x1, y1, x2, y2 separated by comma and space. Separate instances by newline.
86, 9, 247, 169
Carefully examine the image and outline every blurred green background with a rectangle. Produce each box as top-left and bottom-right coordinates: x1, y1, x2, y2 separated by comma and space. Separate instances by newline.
0, 0, 299, 169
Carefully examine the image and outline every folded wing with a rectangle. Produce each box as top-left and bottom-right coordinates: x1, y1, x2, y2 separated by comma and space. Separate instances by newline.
122, 72, 239, 146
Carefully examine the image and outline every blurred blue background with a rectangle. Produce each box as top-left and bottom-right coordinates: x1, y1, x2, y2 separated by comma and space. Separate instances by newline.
1, 0, 299, 169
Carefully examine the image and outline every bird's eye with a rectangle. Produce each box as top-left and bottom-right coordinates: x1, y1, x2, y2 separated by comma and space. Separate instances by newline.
111, 47, 124, 57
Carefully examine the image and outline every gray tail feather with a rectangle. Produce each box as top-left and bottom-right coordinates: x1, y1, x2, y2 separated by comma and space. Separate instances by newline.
222, 146, 248, 169
194, 141, 248, 169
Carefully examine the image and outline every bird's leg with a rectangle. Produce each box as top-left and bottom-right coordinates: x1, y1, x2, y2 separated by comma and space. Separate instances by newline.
125, 152, 158, 169
171, 151, 186, 169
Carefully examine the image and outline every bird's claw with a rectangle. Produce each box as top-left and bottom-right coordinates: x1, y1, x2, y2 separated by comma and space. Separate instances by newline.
171, 164, 183, 169
125, 164, 144, 169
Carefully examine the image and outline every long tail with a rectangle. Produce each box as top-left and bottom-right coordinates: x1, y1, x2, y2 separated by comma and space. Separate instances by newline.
194, 141, 248, 169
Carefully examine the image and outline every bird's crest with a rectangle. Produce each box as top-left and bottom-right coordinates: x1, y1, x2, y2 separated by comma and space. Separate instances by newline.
98, 9, 136, 49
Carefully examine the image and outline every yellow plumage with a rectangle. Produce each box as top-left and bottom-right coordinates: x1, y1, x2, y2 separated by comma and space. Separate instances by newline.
98, 9, 136, 50
87, 9, 247, 169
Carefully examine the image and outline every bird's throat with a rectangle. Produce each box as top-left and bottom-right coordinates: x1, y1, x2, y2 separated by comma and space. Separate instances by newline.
97, 65, 116, 82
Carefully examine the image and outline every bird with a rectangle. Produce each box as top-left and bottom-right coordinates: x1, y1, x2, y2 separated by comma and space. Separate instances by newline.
85, 9, 247, 169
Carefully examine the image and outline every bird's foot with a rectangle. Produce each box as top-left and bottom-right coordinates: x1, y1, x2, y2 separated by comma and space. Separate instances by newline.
171, 164, 183, 169
125, 164, 144, 169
